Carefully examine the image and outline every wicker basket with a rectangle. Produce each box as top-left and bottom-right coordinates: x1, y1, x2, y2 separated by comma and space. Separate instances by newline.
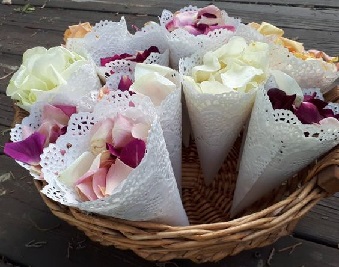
13, 86, 339, 263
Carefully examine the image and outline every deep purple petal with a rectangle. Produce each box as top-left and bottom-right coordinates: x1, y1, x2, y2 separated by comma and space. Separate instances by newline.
53, 105, 77, 118
295, 102, 323, 124
4, 132, 46, 165
118, 76, 133, 91
267, 88, 296, 111
119, 139, 146, 168
320, 108, 335, 118
306, 98, 328, 110
106, 143, 121, 157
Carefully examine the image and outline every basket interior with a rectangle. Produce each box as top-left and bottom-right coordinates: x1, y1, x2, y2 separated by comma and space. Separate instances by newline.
182, 137, 304, 225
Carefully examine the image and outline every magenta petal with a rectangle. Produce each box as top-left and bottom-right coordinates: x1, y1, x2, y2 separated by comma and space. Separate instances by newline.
119, 139, 146, 168
295, 102, 323, 124
267, 88, 296, 111
53, 105, 77, 118
4, 132, 46, 165
118, 76, 133, 91
107, 143, 121, 157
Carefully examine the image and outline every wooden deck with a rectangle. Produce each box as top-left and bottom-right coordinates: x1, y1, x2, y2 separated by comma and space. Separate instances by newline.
0, 0, 338, 266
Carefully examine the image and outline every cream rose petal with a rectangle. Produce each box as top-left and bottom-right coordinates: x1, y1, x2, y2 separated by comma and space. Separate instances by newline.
59, 151, 96, 186
220, 63, 263, 89
90, 118, 115, 155
134, 63, 177, 84
270, 70, 304, 105
131, 73, 176, 106
200, 81, 233, 95
131, 122, 150, 142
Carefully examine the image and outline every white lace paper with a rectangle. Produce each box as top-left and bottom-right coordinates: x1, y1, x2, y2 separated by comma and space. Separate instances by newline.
40, 91, 188, 226
105, 68, 182, 194
159, 6, 241, 69
231, 87, 339, 216
180, 55, 257, 185
66, 17, 169, 66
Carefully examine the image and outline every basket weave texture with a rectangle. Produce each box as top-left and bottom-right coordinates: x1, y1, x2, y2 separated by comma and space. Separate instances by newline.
14, 86, 339, 263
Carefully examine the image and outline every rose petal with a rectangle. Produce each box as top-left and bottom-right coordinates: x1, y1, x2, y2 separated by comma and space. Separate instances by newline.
105, 158, 133, 195
42, 104, 70, 126
4, 132, 46, 165
118, 76, 133, 91
53, 105, 77, 118
130, 72, 176, 106
90, 118, 115, 155
267, 88, 296, 111
112, 114, 134, 148
131, 122, 150, 141
76, 178, 98, 201
92, 167, 108, 199
107, 143, 121, 157
119, 139, 146, 168
295, 102, 323, 124
59, 151, 96, 186
269, 70, 303, 105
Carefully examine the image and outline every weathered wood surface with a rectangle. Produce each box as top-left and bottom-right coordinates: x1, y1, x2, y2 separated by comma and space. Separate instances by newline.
0, 1, 338, 266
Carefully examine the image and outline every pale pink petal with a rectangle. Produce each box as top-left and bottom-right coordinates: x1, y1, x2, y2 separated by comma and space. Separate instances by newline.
42, 104, 70, 126
112, 114, 134, 148
92, 167, 108, 199
90, 118, 115, 155
53, 105, 77, 118
22, 125, 35, 139
105, 158, 133, 195
76, 178, 98, 201
131, 122, 150, 142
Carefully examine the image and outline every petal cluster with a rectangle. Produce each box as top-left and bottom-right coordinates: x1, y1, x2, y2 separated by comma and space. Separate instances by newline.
4, 104, 76, 165
59, 114, 150, 201
185, 36, 270, 94
166, 5, 235, 35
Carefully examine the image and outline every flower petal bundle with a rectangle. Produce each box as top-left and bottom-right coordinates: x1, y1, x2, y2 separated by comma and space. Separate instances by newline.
181, 36, 270, 185
40, 92, 188, 226
231, 71, 339, 216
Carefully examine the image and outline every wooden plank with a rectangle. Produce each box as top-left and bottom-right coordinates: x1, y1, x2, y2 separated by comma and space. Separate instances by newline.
10, 0, 339, 33
194, 0, 339, 9
295, 194, 339, 247
0, 5, 338, 58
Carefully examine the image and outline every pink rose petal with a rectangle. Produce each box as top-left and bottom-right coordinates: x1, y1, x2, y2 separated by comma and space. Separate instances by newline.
107, 143, 121, 157
76, 178, 98, 201
131, 122, 150, 142
112, 114, 134, 148
119, 139, 146, 168
4, 132, 46, 165
53, 105, 77, 118
92, 167, 107, 199
42, 104, 70, 126
105, 158, 133, 195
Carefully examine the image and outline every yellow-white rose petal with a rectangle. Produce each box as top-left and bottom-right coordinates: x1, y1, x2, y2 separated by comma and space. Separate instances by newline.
200, 81, 234, 95
59, 151, 96, 186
